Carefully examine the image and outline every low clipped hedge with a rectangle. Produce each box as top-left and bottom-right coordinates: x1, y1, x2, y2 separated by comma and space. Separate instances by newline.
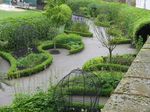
39, 40, 84, 54
0, 42, 53, 78
84, 63, 129, 72
0, 38, 84, 77
103, 54, 136, 66
83, 54, 136, 72
0, 51, 17, 76
67, 86, 113, 96
56, 42, 84, 54
64, 30, 93, 37
55, 33, 84, 54
111, 38, 131, 44
10, 42, 53, 78
82, 57, 104, 70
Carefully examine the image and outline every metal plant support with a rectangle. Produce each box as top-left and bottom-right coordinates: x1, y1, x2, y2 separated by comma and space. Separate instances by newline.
53, 68, 101, 112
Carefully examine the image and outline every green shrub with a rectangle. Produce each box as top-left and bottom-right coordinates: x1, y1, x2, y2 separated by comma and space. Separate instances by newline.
65, 22, 93, 37
63, 71, 123, 96
84, 63, 129, 72
0, 14, 50, 50
103, 54, 136, 66
12, 91, 54, 112
106, 26, 123, 37
67, 0, 94, 16
94, 14, 111, 27
0, 51, 17, 75
111, 37, 131, 44
55, 33, 84, 54
7, 42, 53, 78
70, 22, 89, 33
17, 53, 47, 69
95, 20, 110, 27
65, 30, 93, 37
83, 57, 104, 70
69, 0, 150, 45
0, 107, 13, 112
136, 36, 144, 51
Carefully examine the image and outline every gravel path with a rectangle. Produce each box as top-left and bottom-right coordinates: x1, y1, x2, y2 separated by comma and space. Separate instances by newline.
0, 19, 137, 106
0, 57, 10, 74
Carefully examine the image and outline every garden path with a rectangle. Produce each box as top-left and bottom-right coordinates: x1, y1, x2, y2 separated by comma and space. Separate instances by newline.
0, 19, 137, 106
0, 57, 9, 74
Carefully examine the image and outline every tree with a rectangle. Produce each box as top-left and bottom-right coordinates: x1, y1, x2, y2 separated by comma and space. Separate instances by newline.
96, 27, 116, 63
45, 2, 72, 52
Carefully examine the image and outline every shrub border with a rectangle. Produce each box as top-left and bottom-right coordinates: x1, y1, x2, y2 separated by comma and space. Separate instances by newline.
64, 30, 93, 37
0, 51, 17, 76
0, 40, 84, 78
83, 63, 129, 72
9, 43, 53, 78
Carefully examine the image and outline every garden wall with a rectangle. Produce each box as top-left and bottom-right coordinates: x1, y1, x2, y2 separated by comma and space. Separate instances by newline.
102, 37, 150, 112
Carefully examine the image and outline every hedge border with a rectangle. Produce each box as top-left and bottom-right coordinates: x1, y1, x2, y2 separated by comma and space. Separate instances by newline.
64, 30, 93, 37
0, 40, 84, 78
111, 38, 131, 44
0, 51, 17, 76
7, 42, 53, 78
83, 63, 129, 72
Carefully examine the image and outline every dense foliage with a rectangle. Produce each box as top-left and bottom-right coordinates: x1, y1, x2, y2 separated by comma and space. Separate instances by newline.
17, 53, 47, 69
67, 0, 150, 45
0, 14, 50, 51
81, 54, 136, 96
65, 22, 93, 37
83, 54, 136, 71
62, 71, 123, 96
55, 33, 84, 54
45, 3, 72, 27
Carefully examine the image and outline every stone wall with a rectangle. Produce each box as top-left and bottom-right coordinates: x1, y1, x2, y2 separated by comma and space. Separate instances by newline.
102, 37, 150, 112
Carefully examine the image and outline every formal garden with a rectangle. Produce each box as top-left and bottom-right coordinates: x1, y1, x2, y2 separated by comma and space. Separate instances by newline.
0, 0, 150, 111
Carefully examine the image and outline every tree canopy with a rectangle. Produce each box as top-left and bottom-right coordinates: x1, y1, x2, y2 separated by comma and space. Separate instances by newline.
45, 1, 72, 27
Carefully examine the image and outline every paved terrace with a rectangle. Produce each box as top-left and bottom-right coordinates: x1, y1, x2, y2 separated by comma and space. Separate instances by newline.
102, 37, 150, 112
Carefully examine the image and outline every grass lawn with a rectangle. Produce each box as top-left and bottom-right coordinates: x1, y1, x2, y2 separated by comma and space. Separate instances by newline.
0, 10, 42, 20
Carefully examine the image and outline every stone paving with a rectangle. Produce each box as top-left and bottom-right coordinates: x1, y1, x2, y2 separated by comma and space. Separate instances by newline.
0, 20, 136, 106
102, 37, 150, 112
0, 4, 25, 11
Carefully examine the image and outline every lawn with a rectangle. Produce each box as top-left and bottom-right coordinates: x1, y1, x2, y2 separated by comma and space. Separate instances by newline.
0, 10, 42, 20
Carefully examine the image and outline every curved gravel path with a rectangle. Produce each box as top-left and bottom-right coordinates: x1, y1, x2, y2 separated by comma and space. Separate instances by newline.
0, 19, 137, 106
0, 57, 10, 74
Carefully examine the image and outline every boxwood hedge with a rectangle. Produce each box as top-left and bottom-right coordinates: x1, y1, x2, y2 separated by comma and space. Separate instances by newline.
0, 41, 53, 78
